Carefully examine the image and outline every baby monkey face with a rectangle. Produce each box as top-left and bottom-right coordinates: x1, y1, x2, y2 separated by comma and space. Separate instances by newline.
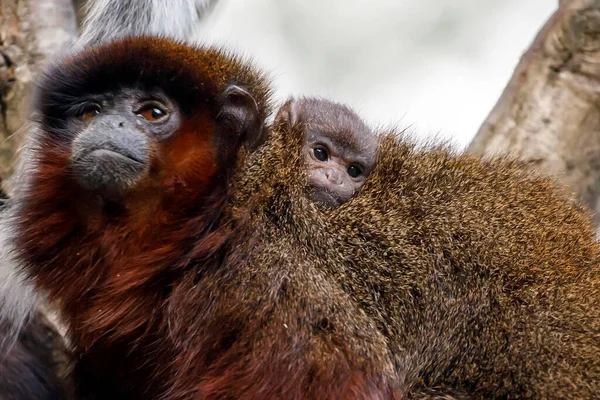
303, 126, 377, 208
275, 97, 378, 208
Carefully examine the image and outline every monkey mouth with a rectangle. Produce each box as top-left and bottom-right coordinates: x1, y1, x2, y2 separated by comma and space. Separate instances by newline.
309, 190, 342, 209
71, 147, 148, 194
87, 149, 144, 165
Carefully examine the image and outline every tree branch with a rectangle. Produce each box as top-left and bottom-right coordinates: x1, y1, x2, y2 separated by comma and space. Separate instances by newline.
469, 0, 600, 225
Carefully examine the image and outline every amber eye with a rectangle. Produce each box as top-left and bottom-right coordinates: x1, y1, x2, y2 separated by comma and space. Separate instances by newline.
313, 146, 328, 162
347, 165, 363, 178
80, 104, 101, 121
137, 104, 169, 122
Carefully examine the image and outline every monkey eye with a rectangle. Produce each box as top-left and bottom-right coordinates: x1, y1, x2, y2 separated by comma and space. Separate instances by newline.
347, 165, 363, 178
136, 103, 169, 122
79, 104, 101, 121
313, 146, 328, 162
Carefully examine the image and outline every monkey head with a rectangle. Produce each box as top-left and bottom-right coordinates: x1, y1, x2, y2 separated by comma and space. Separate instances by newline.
33, 37, 271, 207
276, 97, 378, 208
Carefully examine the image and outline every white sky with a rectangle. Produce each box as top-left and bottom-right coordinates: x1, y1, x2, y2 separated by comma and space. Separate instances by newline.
195, 0, 557, 149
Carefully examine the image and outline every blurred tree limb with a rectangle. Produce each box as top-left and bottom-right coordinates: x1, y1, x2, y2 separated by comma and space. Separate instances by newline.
469, 0, 600, 225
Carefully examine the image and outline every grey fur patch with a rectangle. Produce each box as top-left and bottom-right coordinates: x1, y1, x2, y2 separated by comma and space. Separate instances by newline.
76, 0, 216, 47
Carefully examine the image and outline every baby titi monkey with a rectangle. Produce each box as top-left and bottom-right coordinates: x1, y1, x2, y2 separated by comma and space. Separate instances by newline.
276, 97, 378, 208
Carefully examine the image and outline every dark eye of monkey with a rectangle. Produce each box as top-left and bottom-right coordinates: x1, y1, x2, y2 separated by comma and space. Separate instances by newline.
313, 146, 328, 162
136, 102, 169, 123
79, 103, 101, 121
347, 165, 363, 178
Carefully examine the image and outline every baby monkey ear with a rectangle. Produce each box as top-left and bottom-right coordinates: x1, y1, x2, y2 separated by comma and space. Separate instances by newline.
274, 97, 300, 133
216, 85, 263, 151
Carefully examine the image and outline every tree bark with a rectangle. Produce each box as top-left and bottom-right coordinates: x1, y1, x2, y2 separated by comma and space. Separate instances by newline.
468, 0, 600, 225
0, 0, 77, 182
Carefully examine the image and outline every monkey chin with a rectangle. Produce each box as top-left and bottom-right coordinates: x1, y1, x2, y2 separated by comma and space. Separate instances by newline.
309, 188, 344, 209
72, 150, 145, 192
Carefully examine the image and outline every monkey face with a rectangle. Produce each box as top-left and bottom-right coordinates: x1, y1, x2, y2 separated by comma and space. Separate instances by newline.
69, 88, 179, 194
304, 144, 367, 207
39, 83, 261, 206
61, 84, 260, 203
303, 136, 375, 208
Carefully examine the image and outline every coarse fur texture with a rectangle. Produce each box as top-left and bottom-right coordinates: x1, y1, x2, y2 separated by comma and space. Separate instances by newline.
234, 116, 600, 398
77, 0, 216, 47
9, 37, 399, 399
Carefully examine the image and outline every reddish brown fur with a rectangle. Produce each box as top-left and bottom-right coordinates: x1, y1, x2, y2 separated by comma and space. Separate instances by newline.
11, 37, 400, 399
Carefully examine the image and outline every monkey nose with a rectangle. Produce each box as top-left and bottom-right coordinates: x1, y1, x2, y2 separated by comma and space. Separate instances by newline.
324, 170, 344, 186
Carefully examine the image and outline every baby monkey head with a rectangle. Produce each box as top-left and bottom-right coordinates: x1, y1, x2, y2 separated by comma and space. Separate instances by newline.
276, 97, 378, 208
34, 37, 270, 203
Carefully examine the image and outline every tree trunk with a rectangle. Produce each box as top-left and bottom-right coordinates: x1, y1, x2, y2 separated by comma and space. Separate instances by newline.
468, 0, 600, 225
0, 0, 77, 182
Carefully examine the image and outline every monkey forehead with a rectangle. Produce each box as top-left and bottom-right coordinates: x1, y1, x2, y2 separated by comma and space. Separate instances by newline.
36, 36, 272, 122
296, 98, 377, 157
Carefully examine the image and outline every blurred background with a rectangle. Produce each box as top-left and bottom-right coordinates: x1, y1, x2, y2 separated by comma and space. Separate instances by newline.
193, 0, 556, 148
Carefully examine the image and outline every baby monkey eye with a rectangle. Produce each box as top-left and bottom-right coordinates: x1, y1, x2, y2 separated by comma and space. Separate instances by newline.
313, 146, 328, 162
136, 103, 169, 122
347, 165, 363, 178
79, 104, 101, 121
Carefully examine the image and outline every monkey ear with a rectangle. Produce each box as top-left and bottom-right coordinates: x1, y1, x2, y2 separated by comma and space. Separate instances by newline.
217, 85, 263, 150
274, 98, 299, 132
